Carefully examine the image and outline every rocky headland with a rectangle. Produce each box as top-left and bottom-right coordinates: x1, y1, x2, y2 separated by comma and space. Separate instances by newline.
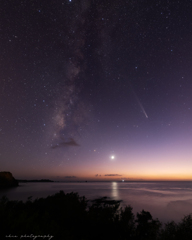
0, 172, 18, 188
18, 179, 54, 182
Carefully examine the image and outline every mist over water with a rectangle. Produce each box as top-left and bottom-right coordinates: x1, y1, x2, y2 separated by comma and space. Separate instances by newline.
1, 181, 192, 223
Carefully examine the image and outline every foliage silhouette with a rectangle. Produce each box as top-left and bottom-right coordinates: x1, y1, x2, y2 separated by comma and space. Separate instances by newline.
0, 191, 192, 240
136, 210, 161, 240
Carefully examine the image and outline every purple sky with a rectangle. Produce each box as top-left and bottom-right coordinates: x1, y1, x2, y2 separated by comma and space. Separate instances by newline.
1, 0, 192, 180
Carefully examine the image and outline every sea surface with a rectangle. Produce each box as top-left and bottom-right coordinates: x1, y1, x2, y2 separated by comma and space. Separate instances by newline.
1, 181, 192, 223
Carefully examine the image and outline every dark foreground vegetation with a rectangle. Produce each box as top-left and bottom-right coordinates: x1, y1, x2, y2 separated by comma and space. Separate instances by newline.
1, 191, 192, 240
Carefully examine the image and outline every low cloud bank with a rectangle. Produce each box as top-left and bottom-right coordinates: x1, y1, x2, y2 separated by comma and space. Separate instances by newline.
105, 174, 122, 177
64, 176, 76, 178
95, 174, 102, 177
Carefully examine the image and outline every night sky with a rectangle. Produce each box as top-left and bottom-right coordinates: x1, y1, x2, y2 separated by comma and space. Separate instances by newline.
1, 0, 192, 181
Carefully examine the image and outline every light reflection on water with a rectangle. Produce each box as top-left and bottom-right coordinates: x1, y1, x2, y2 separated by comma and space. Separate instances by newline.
1, 181, 192, 223
112, 182, 119, 199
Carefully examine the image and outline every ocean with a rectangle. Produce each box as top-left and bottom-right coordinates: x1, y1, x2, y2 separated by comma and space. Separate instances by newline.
1, 181, 192, 223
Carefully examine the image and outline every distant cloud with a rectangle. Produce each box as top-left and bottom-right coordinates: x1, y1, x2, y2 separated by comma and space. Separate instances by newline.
51, 138, 80, 149
64, 176, 76, 178
105, 174, 122, 177
95, 174, 102, 177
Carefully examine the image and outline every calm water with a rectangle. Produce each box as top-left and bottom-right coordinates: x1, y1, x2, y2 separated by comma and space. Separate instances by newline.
1, 181, 192, 223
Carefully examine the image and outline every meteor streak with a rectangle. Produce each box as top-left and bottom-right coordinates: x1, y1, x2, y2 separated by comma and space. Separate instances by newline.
130, 84, 148, 119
